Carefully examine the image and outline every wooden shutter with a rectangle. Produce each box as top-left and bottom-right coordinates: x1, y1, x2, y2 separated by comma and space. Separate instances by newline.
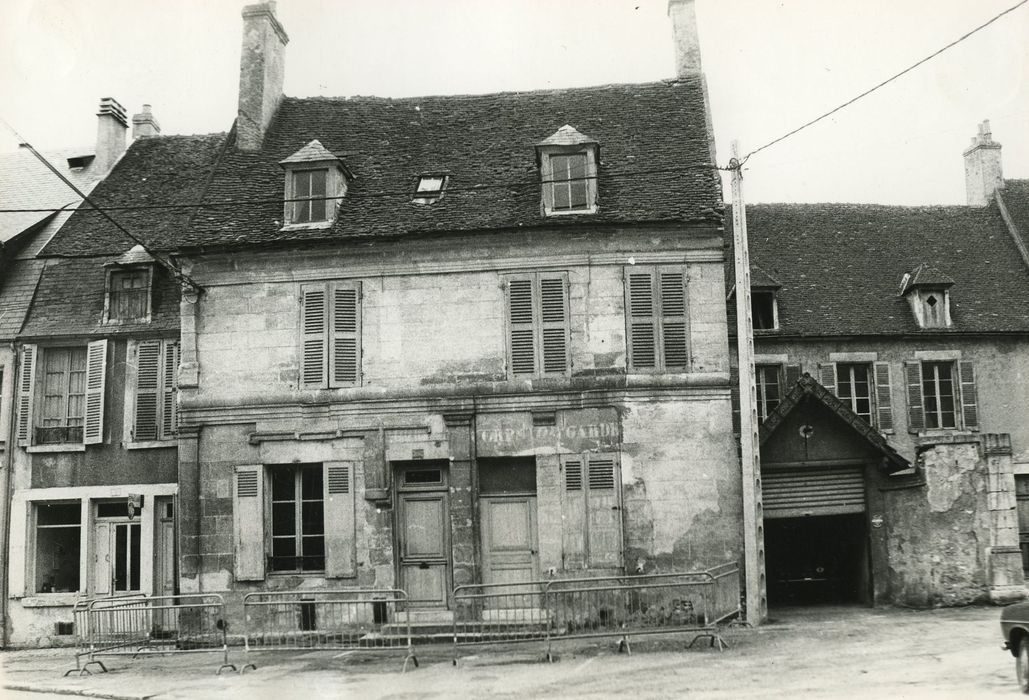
134, 340, 161, 441
83, 339, 108, 445
16, 344, 36, 446
904, 361, 924, 433
329, 283, 361, 387
785, 363, 802, 388
659, 270, 688, 369
586, 454, 622, 569
233, 465, 266, 581
561, 455, 586, 569
958, 360, 979, 431
508, 277, 536, 376
300, 283, 328, 389
626, 270, 657, 369
818, 362, 837, 395
323, 461, 357, 578
161, 341, 179, 439
93, 521, 111, 595
539, 275, 570, 375
873, 361, 894, 433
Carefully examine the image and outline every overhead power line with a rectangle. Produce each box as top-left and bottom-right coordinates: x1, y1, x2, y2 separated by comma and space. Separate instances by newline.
739, 0, 1029, 164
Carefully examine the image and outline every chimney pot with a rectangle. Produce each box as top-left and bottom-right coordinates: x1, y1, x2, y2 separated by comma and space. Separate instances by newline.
132, 104, 162, 139
237, 1, 289, 151
963, 120, 1003, 207
95, 97, 128, 175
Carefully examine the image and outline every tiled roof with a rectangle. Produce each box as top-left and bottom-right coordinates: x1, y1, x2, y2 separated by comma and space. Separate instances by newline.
279, 139, 339, 165
537, 125, 597, 148
902, 263, 954, 292
41, 133, 229, 256
999, 179, 1029, 258
19, 256, 180, 339
0, 147, 101, 244
0, 258, 45, 340
726, 201, 1029, 336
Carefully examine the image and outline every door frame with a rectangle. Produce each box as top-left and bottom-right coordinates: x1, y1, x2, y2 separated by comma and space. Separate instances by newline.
393, 461, 452, 608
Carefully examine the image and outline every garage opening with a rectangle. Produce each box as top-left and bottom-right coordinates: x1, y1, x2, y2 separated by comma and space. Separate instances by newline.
762, 465, 871, 606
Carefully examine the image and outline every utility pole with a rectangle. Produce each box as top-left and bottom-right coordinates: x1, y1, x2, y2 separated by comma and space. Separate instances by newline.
730, 141, 767, 625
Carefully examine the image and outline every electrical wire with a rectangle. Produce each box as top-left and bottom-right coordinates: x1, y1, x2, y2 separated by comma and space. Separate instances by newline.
739, 0, 1029, 165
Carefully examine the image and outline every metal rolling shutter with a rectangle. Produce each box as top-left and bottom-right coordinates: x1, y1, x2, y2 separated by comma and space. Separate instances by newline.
762, 466, 866, 519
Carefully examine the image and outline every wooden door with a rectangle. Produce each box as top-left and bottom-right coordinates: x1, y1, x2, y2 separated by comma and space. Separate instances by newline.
481, 496, 539, 587
93, 521, 112, 595
398, 493, 449, 607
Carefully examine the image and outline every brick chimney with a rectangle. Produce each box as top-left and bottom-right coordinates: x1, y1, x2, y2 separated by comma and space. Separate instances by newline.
94, 97, 128, 175
237, 1, 289, 151
132, 104, 161, 139
963, 120, 1004, 207
668, 0, 702, 76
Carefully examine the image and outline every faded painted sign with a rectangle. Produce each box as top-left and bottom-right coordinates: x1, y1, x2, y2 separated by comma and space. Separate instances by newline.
477, 409, 620, 456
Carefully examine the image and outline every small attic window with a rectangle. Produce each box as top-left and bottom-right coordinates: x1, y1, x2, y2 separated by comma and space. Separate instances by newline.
279, 140, 353, 230
413, 175, 447, 205
901, 264, 954, 329
66, 155, 95, 170
103, 244, 156, 324
535, 125, 599, 217
290, 169, 328, 224
752, 291, 778, 330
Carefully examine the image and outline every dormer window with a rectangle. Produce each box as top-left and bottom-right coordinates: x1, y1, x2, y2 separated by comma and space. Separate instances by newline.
536, 125, 599, 217
279, 140, 353, 230
752, 291, 778, 330
900, 264, 954, 329
104, 245, 155, 324
413, 175, 447, 205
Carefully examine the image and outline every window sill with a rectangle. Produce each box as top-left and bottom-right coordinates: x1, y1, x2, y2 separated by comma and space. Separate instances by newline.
280, 221, 334, 232
20, 593, 81, 607
125, 440, 176, 450
104, 316, 152, 326
543, 207, 597, 217
27, 444, 86, 454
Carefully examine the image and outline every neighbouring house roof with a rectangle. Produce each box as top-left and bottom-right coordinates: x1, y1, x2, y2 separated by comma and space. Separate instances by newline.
998, 179, 1029, 260
0, 258, 46, 340
726, 201, 1029, 336
47, 79, 722, 255
760, 373, 910, 471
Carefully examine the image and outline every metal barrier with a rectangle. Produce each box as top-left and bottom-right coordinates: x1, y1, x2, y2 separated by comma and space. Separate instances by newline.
65, 594, 236, 676
452, 563, 741, 662
241, 588, 417, 672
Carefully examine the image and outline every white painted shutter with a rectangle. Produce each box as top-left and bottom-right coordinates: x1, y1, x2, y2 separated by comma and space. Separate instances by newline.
93, 521, 111, 595
233, 465, 266, 581
16, 344, 37, 446
659, 270, 688, 370
508, 277, 536, 377
161, 341, 179, 439
300, 283, 328, 389
873, 361, 894, 433
83, 339, 108, 445
323, 461, 357, 578
905, 361, 924, 433
626, 270, 657, 369
818, 362, 837, 395
539, 275, 570, 375
329, 283, 360, 387
134, 341, 161, 441
586, 454, 622, 569
958, 360, 979, 431
561, 455, 586, 569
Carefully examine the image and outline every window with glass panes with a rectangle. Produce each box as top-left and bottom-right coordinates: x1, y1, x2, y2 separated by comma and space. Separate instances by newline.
269, 465, 325, 572
549, 154, 588, 211
836, 363, 873, 424
39, 347, 87, 444
755, 364, 782, 423
290, 169, 328, 224
922, 361, 957, 429
34, 502, 80, 593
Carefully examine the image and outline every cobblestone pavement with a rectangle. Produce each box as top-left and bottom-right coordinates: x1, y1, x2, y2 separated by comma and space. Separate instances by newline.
0, 605, 1018, 699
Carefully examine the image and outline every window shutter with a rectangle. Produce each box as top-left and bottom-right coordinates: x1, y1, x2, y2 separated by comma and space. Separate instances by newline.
539, 275, 570, 375
83, 339, 108, 445
785, 363, 802, 388
561, 455, 586, 569
626, 270, 657, 369
818, 362, 837, 395
134, 341, 161, 441
161, 341, 180, 439
16, 344, 37, 446
93, 521, 111, 595
233, 465, 266, 581
508, 277, 536, 377
300, 283, 328, 389
659, 270, 688, 370
873, 361, 894, 433
586, 454, 622, 569
329, 283, 361, 388
904, 361, 924, 433
958, 361, 979, 431
323, 461, 357, 578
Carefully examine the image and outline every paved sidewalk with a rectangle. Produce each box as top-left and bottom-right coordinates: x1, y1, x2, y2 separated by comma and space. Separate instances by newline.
0, 605, 1018, 699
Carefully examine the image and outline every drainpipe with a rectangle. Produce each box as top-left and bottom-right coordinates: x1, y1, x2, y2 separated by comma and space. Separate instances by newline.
0, 343, 19, 647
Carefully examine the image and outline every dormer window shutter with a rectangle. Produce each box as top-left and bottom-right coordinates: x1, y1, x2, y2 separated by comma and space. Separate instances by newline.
329, 283, 361, 388
300, 283, 328, 388
958, 361, 979, 431
904, 361, 924, 433
83, 339, 108, 445
16, 344, 37, 446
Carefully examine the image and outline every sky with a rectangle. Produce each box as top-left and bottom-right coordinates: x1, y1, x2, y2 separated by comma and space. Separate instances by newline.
0, 0, 1026, 206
